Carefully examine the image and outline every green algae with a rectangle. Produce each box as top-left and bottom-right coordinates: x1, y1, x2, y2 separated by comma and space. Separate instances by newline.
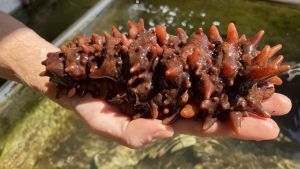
0, 87, 77, 169
1, 0, 300, 169
89, 135, 296, 169
0, 85, 42, 138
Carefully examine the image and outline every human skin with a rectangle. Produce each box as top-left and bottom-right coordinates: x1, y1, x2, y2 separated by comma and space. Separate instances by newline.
0, 12, 292, 148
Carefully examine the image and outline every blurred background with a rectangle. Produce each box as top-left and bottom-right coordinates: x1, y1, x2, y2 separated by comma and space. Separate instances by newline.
0, 0, 300, 168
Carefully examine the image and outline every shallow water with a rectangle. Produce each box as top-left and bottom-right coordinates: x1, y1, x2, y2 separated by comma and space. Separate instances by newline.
1, 0, 300, 168
13, 0, 99, 41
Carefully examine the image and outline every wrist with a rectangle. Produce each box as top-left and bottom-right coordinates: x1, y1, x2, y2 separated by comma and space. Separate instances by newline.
0, 25, 71, 105
4, 28, 58, 88
0, 12, 74, 109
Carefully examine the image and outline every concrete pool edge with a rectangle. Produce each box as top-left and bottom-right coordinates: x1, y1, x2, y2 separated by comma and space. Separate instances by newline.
52, 0, 114, 46
270, 0, 300, 5
0, 0, 114, 107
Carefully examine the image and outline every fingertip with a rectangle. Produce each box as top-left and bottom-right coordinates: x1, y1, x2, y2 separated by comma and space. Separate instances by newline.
235, 117, 280, 140
276, 93, 292, 114
262, 93, 292, 116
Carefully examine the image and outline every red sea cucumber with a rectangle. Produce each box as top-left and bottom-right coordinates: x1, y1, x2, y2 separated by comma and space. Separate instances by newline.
41, 19, 290, 132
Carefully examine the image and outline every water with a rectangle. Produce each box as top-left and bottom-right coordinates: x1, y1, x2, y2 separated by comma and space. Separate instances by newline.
1, 0, 300, 168
0, 0, 99, 87
12, 0, 99, 42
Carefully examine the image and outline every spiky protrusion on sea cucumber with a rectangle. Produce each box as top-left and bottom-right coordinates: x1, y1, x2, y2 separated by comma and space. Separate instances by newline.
41, 19, 289, 133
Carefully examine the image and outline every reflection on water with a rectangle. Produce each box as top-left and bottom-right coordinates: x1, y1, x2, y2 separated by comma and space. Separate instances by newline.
1, 0, 300, 168
86, 0, 300, 62
287, 64, 300, 81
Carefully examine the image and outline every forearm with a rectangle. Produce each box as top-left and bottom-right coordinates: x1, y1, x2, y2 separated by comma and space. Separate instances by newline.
0, 12, 69, 106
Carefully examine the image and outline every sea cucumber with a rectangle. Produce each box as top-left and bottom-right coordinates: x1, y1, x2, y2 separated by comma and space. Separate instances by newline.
41, 19, 289, 132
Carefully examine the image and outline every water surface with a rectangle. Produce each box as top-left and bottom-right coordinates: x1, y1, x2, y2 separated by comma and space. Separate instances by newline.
1, 0, 300, 168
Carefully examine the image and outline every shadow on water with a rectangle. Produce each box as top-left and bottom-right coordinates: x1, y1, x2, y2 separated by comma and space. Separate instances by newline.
1, 0, 300, 168
277, 71, 300, 142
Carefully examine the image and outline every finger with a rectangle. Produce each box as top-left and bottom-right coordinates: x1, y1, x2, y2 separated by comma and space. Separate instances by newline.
172, 117, 279, 141
232, 117, 279, 140
262, 93, 292, 116
123, 118, 174, 148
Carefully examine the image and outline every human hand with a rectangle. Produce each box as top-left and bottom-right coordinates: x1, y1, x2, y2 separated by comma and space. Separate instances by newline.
68, 95, 174, 149
172, 93, 291, 141
0, 12, 291, 149
65, 92, 290, 149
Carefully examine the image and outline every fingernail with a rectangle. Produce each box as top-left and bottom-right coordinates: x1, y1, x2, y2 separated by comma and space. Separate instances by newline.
278, 94, 292, 114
